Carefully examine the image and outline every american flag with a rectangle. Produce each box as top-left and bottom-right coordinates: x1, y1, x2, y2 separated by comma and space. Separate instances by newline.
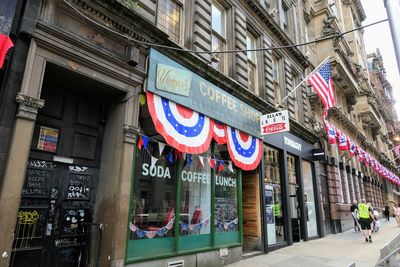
308, 61, 335, 116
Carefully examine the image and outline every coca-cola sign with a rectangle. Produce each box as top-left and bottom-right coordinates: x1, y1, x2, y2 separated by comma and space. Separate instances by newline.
260, 110, 290, 135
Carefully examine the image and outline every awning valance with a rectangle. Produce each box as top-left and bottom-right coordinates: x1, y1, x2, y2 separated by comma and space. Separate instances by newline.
146, 92, 262, 171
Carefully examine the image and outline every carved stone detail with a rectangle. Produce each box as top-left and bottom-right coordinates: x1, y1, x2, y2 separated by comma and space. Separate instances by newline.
15, 93, 45, 121
322, 15, 339, 36
123, 124, 140, 144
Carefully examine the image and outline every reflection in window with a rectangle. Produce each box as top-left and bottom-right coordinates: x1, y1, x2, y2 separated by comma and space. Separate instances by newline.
246, 31, 259, 95
157, 0, 182, 43
264, 146, 285, 245
303, 160, 318, 237
130, 142, 177, 239
215, 144, 238, 232
180, 151, 211, 235
211, 2, 227, 74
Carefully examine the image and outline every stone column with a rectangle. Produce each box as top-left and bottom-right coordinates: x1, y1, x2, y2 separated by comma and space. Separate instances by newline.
0, 94, 44, 265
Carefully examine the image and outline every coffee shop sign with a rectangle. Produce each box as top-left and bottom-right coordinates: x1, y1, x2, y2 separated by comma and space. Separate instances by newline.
260, 110, 290, 135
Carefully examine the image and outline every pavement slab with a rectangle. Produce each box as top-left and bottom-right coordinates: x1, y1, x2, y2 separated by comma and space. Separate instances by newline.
227, 219, 400, 267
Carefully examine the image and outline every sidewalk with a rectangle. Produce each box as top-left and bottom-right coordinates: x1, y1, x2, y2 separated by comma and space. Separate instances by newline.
227, 219, 400, 267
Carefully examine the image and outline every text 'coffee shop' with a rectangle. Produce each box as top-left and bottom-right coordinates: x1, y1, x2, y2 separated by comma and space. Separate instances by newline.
126, 49, 264, 264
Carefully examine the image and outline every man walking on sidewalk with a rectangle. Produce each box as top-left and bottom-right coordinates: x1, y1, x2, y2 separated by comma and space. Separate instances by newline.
358, 199, 375, 243
351, 200, 360, 231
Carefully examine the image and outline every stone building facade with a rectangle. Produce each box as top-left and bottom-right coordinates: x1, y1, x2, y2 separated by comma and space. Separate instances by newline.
0, 0, 399, 267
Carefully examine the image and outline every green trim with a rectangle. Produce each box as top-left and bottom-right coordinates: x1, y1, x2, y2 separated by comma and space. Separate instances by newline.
215, 231, 240, 245
126, 237, 175, 259
174, 159, 183, 252
125, 145, 138, 262
179, 234, 211, 251
238, 169, 243, 244
211, 145, 216, 247
125, 243, 242, 264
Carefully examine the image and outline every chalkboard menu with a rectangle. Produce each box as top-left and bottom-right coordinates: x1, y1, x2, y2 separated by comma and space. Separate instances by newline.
22, 160, 56, 198
64, 173, 91, 200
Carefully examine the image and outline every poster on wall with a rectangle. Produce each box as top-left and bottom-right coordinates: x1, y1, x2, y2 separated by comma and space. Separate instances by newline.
37, 126, 59, 152
260, 110, 290, 135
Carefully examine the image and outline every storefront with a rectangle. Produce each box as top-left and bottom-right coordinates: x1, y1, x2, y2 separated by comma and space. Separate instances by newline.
262, 132, 322, 250
125, 49, 264, 266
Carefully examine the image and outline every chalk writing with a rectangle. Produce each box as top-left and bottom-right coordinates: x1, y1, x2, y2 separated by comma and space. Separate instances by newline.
22, 188, 47, 196
54, 238, 78, 247
69, 166, 88, 172
65, 174, 90, 200
27, 160, 56, 169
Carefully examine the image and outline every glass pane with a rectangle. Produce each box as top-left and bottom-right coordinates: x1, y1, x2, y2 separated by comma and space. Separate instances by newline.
288, 155, 301, 242
246, 34, 255, 61
303, 160, 318, 237
264, 146, 285, 245
211, 34, 226, 73
215, 144, 239, 232
180, 151, 211, 236
158, 0, 181, 43
212, 4, 223, 36
130, 142, 177, 240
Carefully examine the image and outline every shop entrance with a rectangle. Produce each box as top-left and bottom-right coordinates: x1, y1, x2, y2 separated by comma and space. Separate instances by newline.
10, 64, 120, 267
287, 155, 302, 242
242, 170, 262, 253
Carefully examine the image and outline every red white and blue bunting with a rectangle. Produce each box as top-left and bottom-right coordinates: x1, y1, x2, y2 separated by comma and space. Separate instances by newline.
129, 218, 174, 239
226, 126, 263, 171
146, 92, 263, 171
147, 92, 213, 154
323, 119, 400, 186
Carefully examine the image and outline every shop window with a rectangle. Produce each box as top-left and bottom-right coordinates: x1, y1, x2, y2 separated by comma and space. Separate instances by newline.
130, 142, 177, 242
302, 160, 318, 237
127, 125, 241, 260
157, 0, 182, 43
211, 2, 227, 74
179, 151, 211, 236
215, 144, 238, 233
264, 146, 286, 245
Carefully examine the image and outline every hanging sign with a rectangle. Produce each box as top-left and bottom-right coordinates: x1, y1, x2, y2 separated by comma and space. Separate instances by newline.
260, 110, 290, 135
37, 126, 59, 152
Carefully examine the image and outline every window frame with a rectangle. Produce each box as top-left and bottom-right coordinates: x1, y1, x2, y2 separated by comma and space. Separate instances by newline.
246, 29, 259, 96
126, 139, 242, 263
211, 1, 227, 74
156, 0, 184, 44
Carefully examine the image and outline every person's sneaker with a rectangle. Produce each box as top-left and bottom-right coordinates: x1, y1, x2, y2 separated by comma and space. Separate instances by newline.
369, 237, 372, 243
365, 238, 368, 242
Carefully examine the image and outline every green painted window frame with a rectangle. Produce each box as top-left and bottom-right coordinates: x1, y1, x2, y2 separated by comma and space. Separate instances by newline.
125, 143, 243, 263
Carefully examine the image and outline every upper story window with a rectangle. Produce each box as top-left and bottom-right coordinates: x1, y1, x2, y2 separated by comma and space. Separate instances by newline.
292, 71, 303, 123
246, 31, 259, 95
157, 0, 182, 43
272, 55, 282, 103
211, 2, 227, 74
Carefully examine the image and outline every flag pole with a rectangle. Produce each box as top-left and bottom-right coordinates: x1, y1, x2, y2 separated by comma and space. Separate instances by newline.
384, 145, 399, 154
282, 56, 331, 104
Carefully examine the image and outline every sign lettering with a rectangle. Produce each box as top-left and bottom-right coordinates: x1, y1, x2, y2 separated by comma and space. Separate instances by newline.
260, 110, 290, 135
284, 136, 302, 151
156, 64, 192, 96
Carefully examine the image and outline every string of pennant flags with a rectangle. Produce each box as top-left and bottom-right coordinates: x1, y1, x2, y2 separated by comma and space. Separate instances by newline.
323, 119, 400, 186
137, 133, 235, 174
